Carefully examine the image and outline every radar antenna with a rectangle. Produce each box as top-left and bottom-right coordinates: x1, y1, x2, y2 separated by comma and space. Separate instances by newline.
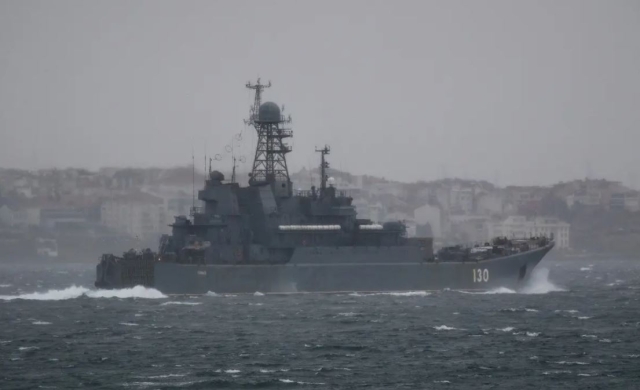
244, 78, 271, 126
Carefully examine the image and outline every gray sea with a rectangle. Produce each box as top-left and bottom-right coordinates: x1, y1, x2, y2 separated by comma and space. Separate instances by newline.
1, 257, 639, 389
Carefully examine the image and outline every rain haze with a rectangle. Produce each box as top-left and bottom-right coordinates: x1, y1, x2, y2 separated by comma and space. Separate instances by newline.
5, 3, 640, 389
1, 0, 639, 185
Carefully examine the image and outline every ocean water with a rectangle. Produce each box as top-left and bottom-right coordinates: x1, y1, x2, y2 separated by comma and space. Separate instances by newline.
1, 258, 640, 389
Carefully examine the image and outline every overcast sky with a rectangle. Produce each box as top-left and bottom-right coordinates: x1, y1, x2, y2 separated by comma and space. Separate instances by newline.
1, 0, 638, 186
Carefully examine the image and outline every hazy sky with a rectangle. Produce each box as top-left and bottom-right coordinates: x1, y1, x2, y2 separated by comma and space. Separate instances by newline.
1, 0, 639, 186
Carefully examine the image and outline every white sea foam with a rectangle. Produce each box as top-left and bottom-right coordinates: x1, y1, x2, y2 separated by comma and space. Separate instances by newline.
123, 381, 204, 387
554, 361, 589, 365
161, 301, 201, 306
458, 287, 516, 295
337, 312, 359, 317
279, 379, 325, 385
146, 374, 187, 379
577, 316, 591, 320
119, 322, 139, 326
581, 335, 598, 339
0, 284, 12, 288
577, 373, 592, 377
224, 369, 241, 374
434, 325, 458, 331
433, 380, 451, 384
518, 268, 565, 294
543, 370, 572, 375
19, 346, 39, 351
32, 321, 51, 325
254, 291, 265, 296
526, 332, 540, 337
497, 327, 514, 332
580, 267, 592, 272
349, 291, 430, 297
0, 285, 166, 301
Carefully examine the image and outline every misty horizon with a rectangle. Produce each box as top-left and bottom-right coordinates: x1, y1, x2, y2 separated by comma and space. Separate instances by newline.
1, 1, 639, 187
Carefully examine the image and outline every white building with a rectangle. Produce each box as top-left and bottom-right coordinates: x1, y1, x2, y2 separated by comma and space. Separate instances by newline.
487, 215, 570, 249
101, 192, 167, 239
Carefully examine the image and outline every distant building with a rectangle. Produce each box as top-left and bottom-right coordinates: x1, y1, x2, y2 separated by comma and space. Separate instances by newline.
450, 188, 474, 214
565, 190, 602, 208
40, 208, 86, 229
413, 203, 442, 238
448, 214, 491, 244
476, 192, 504, 216
100, 192, 166, 239
610, 192, 640, 212
487, 215, 570, 249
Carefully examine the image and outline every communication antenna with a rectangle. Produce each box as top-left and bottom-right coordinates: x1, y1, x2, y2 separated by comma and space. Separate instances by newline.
191, 150, 195, 209
244, 78, 271, 126
315, 145, 330, 196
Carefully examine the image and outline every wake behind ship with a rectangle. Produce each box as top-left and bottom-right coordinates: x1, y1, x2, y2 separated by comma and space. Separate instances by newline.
95, 80, 554, 294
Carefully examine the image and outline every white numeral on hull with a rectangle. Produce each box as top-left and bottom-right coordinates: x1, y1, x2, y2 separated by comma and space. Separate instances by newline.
473, 269, 489, 283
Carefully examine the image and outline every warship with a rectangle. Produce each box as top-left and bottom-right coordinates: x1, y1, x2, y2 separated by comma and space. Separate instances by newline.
95, 80, 554, 294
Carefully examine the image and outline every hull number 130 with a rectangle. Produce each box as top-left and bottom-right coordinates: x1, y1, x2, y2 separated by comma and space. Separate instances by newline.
472, 269, 489, 283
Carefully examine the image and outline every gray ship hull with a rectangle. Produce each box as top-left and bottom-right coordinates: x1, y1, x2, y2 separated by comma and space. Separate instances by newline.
151, 244, 553, 294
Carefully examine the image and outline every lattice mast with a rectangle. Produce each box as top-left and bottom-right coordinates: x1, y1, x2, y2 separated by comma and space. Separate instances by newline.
245, 79, 293, 187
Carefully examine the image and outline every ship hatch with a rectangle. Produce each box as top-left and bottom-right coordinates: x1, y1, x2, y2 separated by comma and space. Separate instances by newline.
518, 264, 527, 281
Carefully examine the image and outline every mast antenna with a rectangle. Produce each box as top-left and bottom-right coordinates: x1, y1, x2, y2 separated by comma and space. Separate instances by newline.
191, 150, 195, 210
315, 145, 330, 197
244, 78, 271, 126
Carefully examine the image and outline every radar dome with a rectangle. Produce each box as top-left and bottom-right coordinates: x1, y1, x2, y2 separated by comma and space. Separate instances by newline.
210, 170, 225, 181
258, 102, 281, 123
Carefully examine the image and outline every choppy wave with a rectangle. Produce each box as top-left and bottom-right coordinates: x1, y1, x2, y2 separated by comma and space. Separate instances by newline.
433, 325, 458, 331
0, 285, 166, 301
161, 301, 202, 306
32, 321, 51, 325
0, 284, 12, 288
